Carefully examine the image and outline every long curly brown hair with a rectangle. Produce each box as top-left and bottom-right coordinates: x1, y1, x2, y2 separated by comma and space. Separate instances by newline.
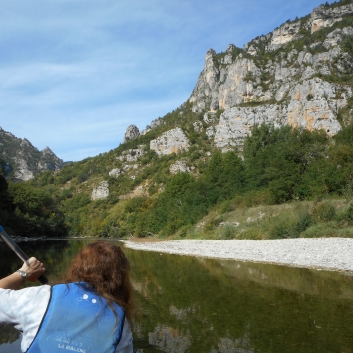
64, 241, 134, 323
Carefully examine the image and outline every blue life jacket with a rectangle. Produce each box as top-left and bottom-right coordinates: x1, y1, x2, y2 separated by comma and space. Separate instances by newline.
26, 283, 125, 353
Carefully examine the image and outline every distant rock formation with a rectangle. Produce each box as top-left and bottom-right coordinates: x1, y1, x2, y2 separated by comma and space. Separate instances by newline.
150, 128, 190, 156
141, 117, 165, 135
185, 2, 353, 150
108, 168, 122, 177
124, 125, 140, 143
117, 148, 145, 162
0, 127, 63, 181
113, 1, 353, 201
91, 181, 109, 200
169, 160, 191, 174
311, 4, 353, 33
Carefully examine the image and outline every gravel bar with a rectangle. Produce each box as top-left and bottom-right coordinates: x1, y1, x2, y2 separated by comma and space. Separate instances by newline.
124, 238, 353, 272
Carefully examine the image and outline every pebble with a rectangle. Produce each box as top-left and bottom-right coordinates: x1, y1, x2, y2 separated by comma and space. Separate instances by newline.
124, 238, 353, 272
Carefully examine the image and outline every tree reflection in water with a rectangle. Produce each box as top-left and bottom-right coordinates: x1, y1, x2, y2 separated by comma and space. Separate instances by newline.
148, 324, 191, 353
1, 240, 353, 353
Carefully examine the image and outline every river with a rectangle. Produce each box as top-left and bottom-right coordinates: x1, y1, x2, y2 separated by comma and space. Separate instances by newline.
1, 239, 353, 353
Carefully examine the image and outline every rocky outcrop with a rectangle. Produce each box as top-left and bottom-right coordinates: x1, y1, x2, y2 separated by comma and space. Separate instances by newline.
169, 160, 191, 174
141, 118, 165, 135
124, 125, 140, 143
268, 21, 302, 51
311, 4, 353, 33
13, 159, 34, 181
209, 77, 347, 149
0, 127, 63, 181
37, 147, 63, 171
287, 78, 344, 135
187, 2, 353, 151
189, 49, 220, 113
118, 148, 145, 162
122, 2, 353, 163
91, 181, 109, 200
108, 168, 122, 177
150, 128, 190, 156
212, 105, 283, 150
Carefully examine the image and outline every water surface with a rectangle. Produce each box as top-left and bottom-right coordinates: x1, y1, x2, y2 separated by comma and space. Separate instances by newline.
1, 239, 353, 353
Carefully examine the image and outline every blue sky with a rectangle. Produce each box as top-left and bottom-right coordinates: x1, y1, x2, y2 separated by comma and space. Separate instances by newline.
0, 0, 331, 161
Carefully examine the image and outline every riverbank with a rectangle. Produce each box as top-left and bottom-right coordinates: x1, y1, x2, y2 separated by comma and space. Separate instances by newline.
124, 238, 353, 272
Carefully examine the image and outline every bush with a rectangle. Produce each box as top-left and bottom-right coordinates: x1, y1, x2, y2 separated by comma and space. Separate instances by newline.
300, 222, 339, 238
204, 215, 223, 232
237, 227, 263, 240
312, 202, 336, 222
264, 211, 312, 239
219, 224, 237, 239
342, 203, 353, 224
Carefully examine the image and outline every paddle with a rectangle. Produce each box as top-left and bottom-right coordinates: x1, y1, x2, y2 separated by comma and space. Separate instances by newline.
0, 225, 49, 284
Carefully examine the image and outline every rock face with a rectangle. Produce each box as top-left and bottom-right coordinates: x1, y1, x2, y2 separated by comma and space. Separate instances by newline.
169, 160, 191, 174
114, 1, 353, 201
141, 118, 165, 135
118, 148, 145, 162
0, 127, 63, 181
311, 4, 353, 33
108, 168, 122, 177
187, 2, 353, 150
124, 125, 140, 143
212, 105, 283, 150
268, 21, 302, 51
150, 128, 190, 156
91, 181, 109, 200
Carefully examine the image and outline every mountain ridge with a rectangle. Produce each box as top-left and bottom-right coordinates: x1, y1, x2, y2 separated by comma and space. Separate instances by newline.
0, 126, 63, 181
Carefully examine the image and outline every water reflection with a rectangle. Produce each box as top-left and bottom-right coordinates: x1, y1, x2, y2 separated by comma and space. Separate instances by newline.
211, 336, 254, 353
1, 240, 353, 353
149, 324, 191, 353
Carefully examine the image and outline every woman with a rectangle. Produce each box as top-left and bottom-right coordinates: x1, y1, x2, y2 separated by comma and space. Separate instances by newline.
0, 241, 134, 353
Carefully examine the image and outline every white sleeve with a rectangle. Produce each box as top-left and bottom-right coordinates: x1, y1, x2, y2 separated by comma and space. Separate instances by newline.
0, 285, 51, 352
115, 318, 133, 353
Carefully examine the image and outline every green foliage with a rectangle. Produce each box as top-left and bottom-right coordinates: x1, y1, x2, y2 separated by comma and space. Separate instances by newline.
244, 124, 328, 202
237, 227, 263, 240
342, 203, 353, 224
0, 180, 67, 237
64, 193, 91, 212
219, 224, 237, 239
8, 119, 353, 239
263, 213, 306, 239
341, 34, 353, 58
312, 201, 337, 222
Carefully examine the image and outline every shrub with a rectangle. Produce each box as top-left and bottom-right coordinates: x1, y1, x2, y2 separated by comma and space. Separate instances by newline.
237, 227, 263, 240
296, 212, 313, 234
219, 224, 237, 239
342, 203, 353, 224
204, 215, 223, 232
312, 202, 336, 222
300, 222, 339, 238
264, 211, 312, 239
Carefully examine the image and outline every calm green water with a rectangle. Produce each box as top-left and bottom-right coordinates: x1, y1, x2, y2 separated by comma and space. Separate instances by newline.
1, 239, 353, 353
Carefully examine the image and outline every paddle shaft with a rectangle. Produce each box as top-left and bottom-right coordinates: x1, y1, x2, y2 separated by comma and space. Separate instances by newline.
0, 226, 48, 284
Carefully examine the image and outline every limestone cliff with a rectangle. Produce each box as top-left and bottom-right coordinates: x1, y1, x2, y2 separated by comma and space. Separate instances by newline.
187, 1, 353, 150
150, 128, 190, 156
114, 0, 353, 196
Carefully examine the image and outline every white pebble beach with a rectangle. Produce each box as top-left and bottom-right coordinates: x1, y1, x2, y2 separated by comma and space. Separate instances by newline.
124, 238, 353, 273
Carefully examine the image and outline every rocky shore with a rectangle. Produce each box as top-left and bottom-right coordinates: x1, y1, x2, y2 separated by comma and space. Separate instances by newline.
124, 238, 353, 272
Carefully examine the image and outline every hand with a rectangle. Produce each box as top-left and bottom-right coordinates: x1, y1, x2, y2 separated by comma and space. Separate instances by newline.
19, 257, 46, 282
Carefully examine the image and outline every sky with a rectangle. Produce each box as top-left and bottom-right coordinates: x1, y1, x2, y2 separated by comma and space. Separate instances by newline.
0, 0, 332, 162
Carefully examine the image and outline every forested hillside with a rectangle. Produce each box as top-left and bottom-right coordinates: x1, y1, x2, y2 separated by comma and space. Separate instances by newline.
2, 0, 353, 239
0, 175, 67, 237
